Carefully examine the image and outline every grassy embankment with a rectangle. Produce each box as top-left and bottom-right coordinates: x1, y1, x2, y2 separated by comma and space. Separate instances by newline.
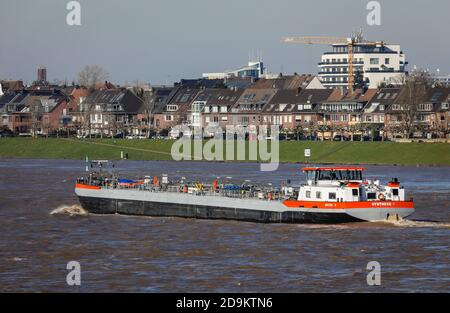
0, 137, 449, 166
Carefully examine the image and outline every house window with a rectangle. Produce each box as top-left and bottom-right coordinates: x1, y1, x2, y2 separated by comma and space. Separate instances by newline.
385, 58, 390, 64
370, 58, 379, 65
165, 115, 173, 121
167, 105, 178, 111
419, 104, 433, 111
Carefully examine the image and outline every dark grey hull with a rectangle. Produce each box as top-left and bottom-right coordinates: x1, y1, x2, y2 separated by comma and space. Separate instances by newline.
78, 196, 362, 224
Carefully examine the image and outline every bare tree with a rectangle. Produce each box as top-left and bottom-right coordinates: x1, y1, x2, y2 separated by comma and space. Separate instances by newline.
130, 84, 154, 138
78, 65, 109, 89
29, 99, 44, 137
76, 65, 108, 138
294, 124, 304, 140
397, 70, 432, 138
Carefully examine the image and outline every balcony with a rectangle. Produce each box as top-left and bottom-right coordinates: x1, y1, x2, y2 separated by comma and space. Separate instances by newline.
318, 71, 348, 75
318, 61, 364, 66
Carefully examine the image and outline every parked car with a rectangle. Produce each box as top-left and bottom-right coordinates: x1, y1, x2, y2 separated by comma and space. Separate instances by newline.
333, 135, 350, 141
0, 129, 15, 137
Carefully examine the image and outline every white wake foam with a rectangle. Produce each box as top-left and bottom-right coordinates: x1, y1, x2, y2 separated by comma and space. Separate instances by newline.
380, 215, 450, 228
50, 204, 88, 216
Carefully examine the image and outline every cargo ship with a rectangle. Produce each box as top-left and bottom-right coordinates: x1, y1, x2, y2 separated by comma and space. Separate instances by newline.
75, 164, 414, 224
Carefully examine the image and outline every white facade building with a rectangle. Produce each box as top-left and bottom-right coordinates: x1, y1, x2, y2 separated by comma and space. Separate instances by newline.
433, 75, 450, 86
318, 42, 407, 90
191, 100, 206, 127
203, 61, 265, 79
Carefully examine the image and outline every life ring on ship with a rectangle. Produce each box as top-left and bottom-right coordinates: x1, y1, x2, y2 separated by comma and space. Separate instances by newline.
378, 194, 386, 201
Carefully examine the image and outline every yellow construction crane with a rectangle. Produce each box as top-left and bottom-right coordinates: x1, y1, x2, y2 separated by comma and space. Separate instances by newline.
281, 34, 384, 94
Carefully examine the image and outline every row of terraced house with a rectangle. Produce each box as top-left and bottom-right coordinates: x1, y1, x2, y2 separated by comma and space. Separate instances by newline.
151, 75, 450, 140
1, 74, 449, 139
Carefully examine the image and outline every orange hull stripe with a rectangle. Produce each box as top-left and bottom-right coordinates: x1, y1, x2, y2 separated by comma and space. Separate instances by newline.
75, 183, 101, 190
283, 200, 414, 209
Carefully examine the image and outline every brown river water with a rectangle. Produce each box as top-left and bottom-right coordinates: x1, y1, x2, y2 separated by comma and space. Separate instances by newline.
0, 159, 449, 292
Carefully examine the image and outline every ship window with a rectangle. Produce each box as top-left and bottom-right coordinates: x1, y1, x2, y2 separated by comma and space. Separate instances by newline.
328, 192, 336, 200
306, 171, 315, 181
367, 193, 376, 200
316, 191, 321, 199
306, 190, 311, 198
352, 189, 359, 196
392, 189, 399, 196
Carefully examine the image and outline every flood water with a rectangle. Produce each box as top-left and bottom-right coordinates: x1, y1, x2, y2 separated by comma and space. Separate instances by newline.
0, 158, 449, 292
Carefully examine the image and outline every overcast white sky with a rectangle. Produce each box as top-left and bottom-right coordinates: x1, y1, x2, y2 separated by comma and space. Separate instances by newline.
1, 0, 449, 85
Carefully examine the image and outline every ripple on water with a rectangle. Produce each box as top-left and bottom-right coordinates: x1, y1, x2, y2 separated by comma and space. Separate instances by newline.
0, 159, 449, 292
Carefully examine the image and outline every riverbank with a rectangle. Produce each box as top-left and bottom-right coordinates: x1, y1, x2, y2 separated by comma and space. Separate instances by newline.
0, 138, 449, 166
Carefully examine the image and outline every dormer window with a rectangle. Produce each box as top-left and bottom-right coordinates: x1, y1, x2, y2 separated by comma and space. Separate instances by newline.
418, 103, 433, 111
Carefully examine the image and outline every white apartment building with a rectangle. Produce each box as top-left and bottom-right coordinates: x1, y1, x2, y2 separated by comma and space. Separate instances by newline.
433, 75, 450, 86
318, 42, 407, 90
202, 61, 265, 80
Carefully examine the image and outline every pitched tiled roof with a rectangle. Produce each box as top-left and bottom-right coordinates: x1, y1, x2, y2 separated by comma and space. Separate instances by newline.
247, 74, 315, 90
364, 88, 401, 113
232, 88, 277, 112
85, 89, 144, 113
264, 89, 334, 113
325, 88, 378, 103
193, 88, 244, 106
164, 88, 201, 114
